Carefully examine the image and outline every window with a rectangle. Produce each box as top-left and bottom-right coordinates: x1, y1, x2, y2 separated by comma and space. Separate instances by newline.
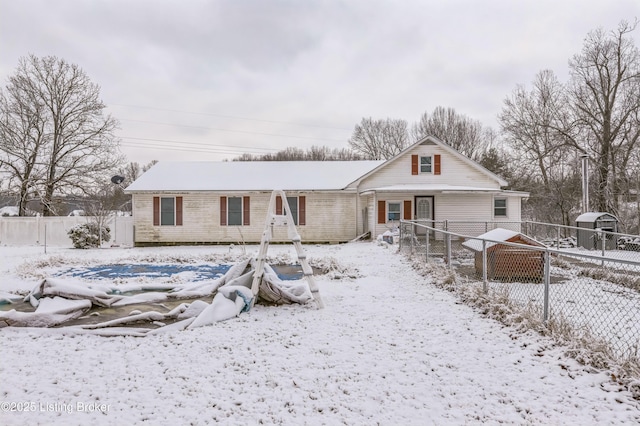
220, 196, 250, 226
387, 202, 401, 221
287, 197, 299, 225
153, 196, 182, 226
494, 198, 507, 217
228, 197, 242, 226
412, 154, 441, 175
276, 195, 306, 225
160, 198, 175, 225
420, 156, 432, 173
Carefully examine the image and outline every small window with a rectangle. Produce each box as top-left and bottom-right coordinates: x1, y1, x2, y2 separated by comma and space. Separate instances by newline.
221, 196, 249, 226
228, 197, 242, 226
388, 202, 401, 221
160, 197, 175, 225
420, 156, 432, 173
154, 196, 182, 226
494, 198, 507, 217
287, 197, 299, 225
276, 195, 305, 225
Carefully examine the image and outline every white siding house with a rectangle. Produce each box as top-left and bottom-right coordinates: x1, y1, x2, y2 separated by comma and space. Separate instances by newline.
350, 137, 527, 238
125, 136, 528, 246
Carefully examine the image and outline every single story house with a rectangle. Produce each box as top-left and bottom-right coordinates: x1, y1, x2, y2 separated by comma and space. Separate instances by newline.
125, 136, 529, 246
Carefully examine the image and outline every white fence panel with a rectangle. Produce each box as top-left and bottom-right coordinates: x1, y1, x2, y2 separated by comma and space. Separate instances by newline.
0, 216, 134, 247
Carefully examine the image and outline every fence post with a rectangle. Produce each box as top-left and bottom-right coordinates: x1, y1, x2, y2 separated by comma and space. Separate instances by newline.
482, 240, 487, 293
399, 221, 403, 252
425, 227, 430, 262
543, 249, 550, 322
556, 226, 560, 248
445, 232, 452, 270
410, 223, 415, 254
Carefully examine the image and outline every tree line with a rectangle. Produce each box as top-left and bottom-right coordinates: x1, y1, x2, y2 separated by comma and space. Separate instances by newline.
0, 21, 638, 233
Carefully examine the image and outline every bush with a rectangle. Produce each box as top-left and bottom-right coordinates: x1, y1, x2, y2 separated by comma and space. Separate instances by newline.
68, 223, 111, 249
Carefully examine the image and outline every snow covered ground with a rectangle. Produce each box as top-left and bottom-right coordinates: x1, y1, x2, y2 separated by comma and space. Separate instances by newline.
1, 242, 639, 425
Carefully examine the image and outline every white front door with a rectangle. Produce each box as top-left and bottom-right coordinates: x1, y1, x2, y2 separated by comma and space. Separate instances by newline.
415, 196, 433, 235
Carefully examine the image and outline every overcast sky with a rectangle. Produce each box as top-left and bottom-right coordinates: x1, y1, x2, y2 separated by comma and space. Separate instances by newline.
1, 0, 638, 163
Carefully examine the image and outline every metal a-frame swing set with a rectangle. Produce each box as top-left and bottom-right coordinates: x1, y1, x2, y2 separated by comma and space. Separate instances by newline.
250, 190, 324, 309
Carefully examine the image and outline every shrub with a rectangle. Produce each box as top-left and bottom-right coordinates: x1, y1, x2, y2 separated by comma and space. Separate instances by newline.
68, 223, 111, 249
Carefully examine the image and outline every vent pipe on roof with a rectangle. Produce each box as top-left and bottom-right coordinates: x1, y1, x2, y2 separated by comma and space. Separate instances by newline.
581, 154, 589, 213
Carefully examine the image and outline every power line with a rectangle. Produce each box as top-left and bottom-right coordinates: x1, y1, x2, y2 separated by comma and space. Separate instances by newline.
120, 142, 259, 156
108, 103, 353, 131
119, 118, 349, 143
120, 137, 280, 156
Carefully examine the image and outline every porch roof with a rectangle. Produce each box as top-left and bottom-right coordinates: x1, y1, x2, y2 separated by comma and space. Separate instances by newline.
359, 184, 504, 195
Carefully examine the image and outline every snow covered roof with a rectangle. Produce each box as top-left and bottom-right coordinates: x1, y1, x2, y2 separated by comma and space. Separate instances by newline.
462, 228, 545, 251
575, 212, 618, 223
125, 161, 384, 192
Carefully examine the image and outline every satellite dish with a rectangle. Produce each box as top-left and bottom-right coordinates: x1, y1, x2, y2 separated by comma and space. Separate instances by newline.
111, 175, 125, 184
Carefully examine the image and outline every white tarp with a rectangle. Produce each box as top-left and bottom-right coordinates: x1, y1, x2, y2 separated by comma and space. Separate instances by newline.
0, 258, 315, 332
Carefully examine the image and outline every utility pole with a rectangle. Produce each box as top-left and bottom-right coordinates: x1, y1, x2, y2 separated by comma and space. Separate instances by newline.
581, 154, 590, 213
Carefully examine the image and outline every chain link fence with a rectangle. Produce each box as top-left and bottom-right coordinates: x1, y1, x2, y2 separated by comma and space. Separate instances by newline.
406, 219, 640, 262
399, 220, 640, 362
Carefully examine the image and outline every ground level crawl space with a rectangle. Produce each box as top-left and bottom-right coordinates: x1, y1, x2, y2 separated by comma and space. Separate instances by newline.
1, 242, 639, 425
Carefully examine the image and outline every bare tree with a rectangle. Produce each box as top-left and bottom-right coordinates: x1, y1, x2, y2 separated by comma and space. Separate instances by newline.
0, 74, 47, 215
142, 160, 158, 172
307, 145, 330, 161
348, 117, 409, 160
499, 70, 572, 187
122, 161, 142, 183
82, 182, 116, 247
412, 106, 489, 160
499, 70, 582, 225
567, 20, 640, 214
0, 55, 123, 216
329, 147, 367, 161
105, 161, 146, 214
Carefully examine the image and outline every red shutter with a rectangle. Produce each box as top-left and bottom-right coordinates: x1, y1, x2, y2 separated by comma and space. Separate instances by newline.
276, 196, 283, 215
434, 154, 441, 175
153, 197, 160, 226
299, 196, 306, 225
220, 196, 227, 226
403, 200, 412, 220
411, 155, 418, 175
176, 196, 183, 226
243, 196, 250, 226
377, 200, 386, 224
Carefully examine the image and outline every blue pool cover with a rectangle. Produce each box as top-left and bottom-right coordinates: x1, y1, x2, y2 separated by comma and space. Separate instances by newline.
59, 264, 304, 282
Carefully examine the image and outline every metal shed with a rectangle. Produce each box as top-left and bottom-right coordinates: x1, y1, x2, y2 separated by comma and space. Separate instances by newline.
462, 228, 546, 282
575, 212, 618, 250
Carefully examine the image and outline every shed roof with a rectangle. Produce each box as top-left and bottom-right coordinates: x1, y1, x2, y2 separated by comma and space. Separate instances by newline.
125, 161, 384, 192
575, 212, 618, 223
462, 228, 546, 252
